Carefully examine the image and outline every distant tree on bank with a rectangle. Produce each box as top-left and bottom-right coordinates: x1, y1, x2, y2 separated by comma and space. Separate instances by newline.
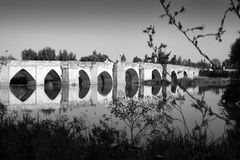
176, 56, 181, 65
133, 56, 142, 62
212, 58, 222, 70
230, 36, 240, 69
57, 49, 76, 61
80, 50, 111, 62
120, 54, 126, 62
169, 55, 177, 64
21, 49, 38, 60
143, 54, 150, 62
21, 47, 76, 61
0, 55, 16, 60
38, 47, 56, 60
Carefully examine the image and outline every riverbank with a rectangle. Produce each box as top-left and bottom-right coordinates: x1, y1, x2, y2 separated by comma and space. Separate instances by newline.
0, 103, 239, 160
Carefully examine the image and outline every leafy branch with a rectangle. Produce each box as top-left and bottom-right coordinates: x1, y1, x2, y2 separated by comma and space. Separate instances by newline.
218, 0, 240, 40
143, 25, 229, 124
159, 0, 223, 71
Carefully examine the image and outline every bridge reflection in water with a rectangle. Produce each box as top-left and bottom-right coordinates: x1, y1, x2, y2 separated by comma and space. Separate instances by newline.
0, 80, 228, 139
0, 81, 201, 111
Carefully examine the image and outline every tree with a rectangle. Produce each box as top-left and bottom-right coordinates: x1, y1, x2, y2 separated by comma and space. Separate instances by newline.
196, 59, 210, 70
212, 58, 222, 70
21, 49, 38, 60
170, 55, 177, 64
80, 50, 111, 62
177, 56, 182, 65
57, 49, 76, 61
151, 52, 156, 63
38, 47, 56, 60
230, 36, 240, 69
0, 55, 16, 60
143, 26, 171, 65
120, 54, 126, 62
143, 54, 150, 62
133, 56, 142, 62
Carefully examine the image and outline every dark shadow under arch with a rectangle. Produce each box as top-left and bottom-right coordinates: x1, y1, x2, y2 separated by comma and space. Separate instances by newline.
171, 71, 178, 82
44, 69, 61, 84
10, 69, 36, 85
184, 71, 188, 78
98, 71, 112, 96
44, 69, 61, 100
171, 83, 177, 93
125, 83, 138, 98
126, 68, 139, 84
152, 69, 161, 82
79, 70, 90, 99
79, 70, 90, 86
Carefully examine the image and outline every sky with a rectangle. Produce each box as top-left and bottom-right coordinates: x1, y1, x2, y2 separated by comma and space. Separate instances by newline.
0, 0, 239, 62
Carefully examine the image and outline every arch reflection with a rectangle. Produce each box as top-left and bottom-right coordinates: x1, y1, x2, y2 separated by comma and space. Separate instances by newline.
10, 85, 36, 102
171, 71, 177, 82
125, 83, 138, 98
152, 84, 162, 96
44, 84, 61, 100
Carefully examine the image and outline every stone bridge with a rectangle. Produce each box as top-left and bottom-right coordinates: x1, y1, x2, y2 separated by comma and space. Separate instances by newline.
0, 60, 200, 86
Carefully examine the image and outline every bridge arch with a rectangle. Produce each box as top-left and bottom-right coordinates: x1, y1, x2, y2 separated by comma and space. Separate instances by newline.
98, 71, 112, 96
44, 69, 61, 84
126, 68, 139, 83
184, 71, 188, 78
152, 84, 161, 95
10, 69, 36, 85
79, 70, 90, 99
171, 71, 178, 82
152, 69, 161, 81
79, 70, 90, 86
44, 69, 61, 100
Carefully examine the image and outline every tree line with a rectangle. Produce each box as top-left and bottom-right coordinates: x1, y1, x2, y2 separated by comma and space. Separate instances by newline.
132, 54, 221, 70
21, 47, 76, 61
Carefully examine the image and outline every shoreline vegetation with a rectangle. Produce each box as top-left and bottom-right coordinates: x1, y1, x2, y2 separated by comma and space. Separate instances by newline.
0, 102, 239, 160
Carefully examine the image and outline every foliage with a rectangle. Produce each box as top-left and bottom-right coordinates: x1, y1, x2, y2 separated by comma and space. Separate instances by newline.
169, 55, 177, 64
133, 56, 142, 62
21, 49, 38, 60
0, 55, 16, 60
37, 47, 56, 60
108, 92, 173, 145
0, 97, 240, 160
230, 36, 240, 69
159, 0, 225, 70
218, 0, 240, 40
212, 58, 222, 70
57, 49, 76, 61
80, 50, 111, 62
120, 54, 126, 62
143, 25, 171, 64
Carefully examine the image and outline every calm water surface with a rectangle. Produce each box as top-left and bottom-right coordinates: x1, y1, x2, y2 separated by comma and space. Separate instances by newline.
0, 80, 229, 141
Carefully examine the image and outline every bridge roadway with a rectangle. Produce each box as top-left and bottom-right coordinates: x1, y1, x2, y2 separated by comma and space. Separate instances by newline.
0, 60, 200, 86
